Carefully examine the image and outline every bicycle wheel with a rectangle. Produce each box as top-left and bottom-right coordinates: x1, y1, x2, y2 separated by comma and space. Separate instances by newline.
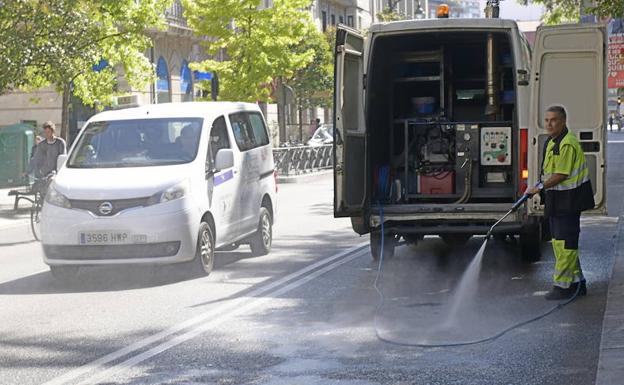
30, 193, 42, 241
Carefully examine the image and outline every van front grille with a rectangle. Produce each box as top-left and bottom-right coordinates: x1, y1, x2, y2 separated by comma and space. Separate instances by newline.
69, 197, 149, 216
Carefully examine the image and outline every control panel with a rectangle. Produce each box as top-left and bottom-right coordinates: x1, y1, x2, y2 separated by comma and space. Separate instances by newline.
480, 126, 511, 166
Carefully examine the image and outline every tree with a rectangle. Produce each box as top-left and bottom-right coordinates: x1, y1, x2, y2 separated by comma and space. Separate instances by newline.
286, 26, 334, 141
377, 7, 406, 22
519, 0, 623, 24
181, 0, 315, 102
0, 0, 171, 141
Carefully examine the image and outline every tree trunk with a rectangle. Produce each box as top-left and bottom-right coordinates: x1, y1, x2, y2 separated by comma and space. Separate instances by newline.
277, 78, 286, 145
298, 104, 303, 143
61, 83, 71, 144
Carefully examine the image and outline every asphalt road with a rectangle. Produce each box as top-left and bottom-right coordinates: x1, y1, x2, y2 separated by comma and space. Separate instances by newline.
1, 132, 623, 385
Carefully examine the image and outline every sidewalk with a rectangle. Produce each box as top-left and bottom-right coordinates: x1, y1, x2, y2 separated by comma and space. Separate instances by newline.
596, 216, 624, 385
0, 186, 31, 229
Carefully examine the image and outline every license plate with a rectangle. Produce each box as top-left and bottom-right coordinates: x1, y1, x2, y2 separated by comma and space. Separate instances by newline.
79, 231, 131, 245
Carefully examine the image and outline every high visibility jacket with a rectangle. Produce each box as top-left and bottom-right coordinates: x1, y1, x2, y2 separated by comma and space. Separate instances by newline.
542, 127, 595, 217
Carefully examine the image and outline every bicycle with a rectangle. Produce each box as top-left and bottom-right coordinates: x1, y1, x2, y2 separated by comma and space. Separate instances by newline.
26, 172, 55, 241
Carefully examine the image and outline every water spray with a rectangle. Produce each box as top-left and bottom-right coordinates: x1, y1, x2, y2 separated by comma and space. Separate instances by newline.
373, 190, 582, 347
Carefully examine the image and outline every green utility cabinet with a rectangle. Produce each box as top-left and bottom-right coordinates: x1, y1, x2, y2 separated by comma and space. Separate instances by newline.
0, 123, 35, 188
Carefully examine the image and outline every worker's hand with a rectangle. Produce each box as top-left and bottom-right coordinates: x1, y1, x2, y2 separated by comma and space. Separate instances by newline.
524, 186, 540, 197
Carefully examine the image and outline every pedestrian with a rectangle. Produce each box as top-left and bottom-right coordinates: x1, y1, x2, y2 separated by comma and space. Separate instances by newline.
30, 135, 42, 159
25, 121, 67, 178
525, 105, 595, 300
309, 118, 318, 139
609, 114, 614, 131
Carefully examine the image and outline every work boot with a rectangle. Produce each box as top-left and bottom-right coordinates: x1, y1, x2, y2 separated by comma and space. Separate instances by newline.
544, 286, 576, 300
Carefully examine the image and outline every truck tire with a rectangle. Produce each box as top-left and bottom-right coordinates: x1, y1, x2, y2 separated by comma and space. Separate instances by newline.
520, 223, 542, 263
440, 234, 471, 247
370, 232, 396, 261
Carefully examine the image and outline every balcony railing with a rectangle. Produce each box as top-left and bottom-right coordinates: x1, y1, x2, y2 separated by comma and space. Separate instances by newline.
165, 0, 188, 28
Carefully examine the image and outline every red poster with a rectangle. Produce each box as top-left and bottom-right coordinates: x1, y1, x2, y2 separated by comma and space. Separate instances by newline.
608, 20, 624, 89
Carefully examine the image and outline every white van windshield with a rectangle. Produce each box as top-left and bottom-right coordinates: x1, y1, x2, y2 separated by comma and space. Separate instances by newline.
68, 118, 203, 168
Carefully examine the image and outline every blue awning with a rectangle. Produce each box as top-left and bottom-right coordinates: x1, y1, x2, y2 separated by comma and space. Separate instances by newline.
194, 71, 213, 81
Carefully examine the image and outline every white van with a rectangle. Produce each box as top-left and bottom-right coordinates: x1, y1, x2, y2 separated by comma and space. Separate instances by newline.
41, 102, 277, 279
334, 19, 606, 261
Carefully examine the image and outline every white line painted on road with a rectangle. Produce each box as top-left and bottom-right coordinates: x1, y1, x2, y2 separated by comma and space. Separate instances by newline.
608, 140, 624, 143
78, 248, 368, 385
42, 242, 368, 385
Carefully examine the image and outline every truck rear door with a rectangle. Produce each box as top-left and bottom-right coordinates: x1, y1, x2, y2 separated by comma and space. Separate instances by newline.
528, 24, 607, 215
334, 26, 366, 217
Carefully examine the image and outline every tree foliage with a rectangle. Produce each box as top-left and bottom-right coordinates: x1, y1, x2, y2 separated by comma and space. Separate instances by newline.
182, 0, 315, 102
0, 0, 171, 137
287, 27, 334, 109
519, 0, 624, 24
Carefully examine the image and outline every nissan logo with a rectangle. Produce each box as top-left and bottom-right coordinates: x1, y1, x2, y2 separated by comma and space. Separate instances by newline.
98, 201, 114, 215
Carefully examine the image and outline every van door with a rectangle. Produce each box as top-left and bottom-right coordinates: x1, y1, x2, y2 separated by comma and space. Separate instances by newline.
208, 116, 240, 244
334, 26, 366, 218
528, 24, 607, 215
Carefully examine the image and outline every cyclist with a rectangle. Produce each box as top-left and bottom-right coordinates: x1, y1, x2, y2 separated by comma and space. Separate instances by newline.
24, 121, 66, 193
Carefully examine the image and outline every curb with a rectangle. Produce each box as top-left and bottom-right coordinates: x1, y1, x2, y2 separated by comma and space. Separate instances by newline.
0, 219, 30, 230
276, 170, 332, 184
595, 215, 624, 385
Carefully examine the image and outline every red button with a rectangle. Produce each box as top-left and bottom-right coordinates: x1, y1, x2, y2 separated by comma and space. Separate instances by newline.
497, 154, 506, 162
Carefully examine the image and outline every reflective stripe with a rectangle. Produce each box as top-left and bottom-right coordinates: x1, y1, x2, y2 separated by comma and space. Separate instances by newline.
549, 174, 590, 191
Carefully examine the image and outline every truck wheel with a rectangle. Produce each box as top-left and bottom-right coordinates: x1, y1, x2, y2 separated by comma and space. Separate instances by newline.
370, 232, 396, 261
250, 207, 272, 257
440, 234, 471, 247
520, 224, 542, 263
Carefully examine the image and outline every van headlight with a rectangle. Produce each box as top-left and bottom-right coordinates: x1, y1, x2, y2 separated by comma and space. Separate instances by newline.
45, 186, 71, 208
146, 180, 190, 206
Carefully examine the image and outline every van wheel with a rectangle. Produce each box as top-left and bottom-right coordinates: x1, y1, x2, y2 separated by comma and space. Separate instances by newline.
370, 232, 396, 261
50, 266, 79, 281
441, 234, 471, 247
250, 207, 272, 256
520, 224, 541, 263
196, 222, 215, 275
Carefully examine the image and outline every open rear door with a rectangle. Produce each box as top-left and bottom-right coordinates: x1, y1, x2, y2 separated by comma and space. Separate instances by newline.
334, 26, 366, 217
528, 24, 607, 215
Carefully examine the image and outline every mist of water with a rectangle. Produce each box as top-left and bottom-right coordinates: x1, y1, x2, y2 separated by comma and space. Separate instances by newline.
439, 238, 489, 329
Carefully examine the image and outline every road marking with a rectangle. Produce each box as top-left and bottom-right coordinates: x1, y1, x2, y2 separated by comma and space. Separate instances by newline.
608, 140, 624, 143
43, 242, 368, 385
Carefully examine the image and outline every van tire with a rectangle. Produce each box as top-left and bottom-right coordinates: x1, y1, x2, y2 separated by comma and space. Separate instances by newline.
520, 224, 542, 263
440, 234, 471, 247
370, 232, 396, 261
50, 266, 79, 281
196, 222, 215, 275
250, 207, 272, 256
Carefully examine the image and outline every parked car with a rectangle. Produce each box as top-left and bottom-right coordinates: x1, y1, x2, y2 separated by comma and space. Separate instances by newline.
307, 124, 334, 146
41, 102, 277, 280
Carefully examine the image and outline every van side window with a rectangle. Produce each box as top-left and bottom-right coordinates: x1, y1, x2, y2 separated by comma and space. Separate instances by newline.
247, 112, 269, 147
230, 113, 255, 151
209, 116, 230, 165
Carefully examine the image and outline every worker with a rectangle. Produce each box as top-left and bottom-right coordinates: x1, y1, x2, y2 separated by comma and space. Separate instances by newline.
525, 105, 595, 300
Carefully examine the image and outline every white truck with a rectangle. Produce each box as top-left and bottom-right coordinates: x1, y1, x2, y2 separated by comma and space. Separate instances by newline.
333, 9, 607, 261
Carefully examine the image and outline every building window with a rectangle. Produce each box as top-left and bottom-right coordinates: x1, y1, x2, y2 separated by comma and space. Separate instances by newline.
156, 57, 171, 104
322, 11, 327, 31
331, 14, 335, 26
339, 15, 344, 25
180, 60, 193, 102
347, 15, 354, 27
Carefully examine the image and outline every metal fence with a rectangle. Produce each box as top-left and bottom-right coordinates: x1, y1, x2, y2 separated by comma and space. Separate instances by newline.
272, 145, 333, 176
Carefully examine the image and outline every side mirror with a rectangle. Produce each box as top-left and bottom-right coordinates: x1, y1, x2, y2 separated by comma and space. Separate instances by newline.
215, 149, 234, 171
57, 154, 68, 170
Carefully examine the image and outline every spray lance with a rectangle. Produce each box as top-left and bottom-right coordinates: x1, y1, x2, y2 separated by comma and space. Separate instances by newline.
485, 185, 538, 239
